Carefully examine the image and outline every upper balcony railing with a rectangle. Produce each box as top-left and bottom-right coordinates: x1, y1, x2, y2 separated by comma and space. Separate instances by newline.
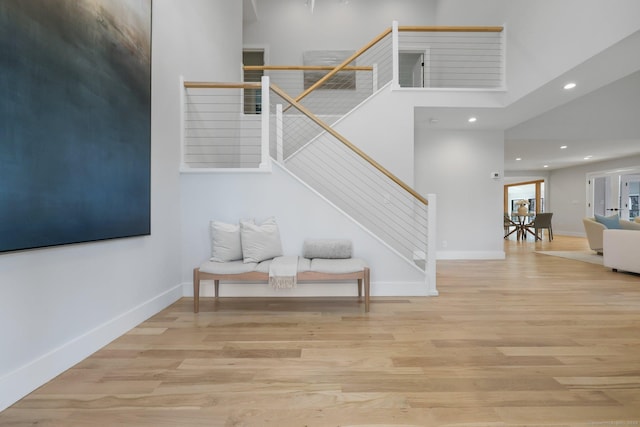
396, 25, 504, 89
240, 23, 503, 124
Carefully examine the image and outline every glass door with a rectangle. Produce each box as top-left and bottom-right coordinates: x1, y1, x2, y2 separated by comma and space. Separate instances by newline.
587, 168, 640, 220
621, 174, 640, 220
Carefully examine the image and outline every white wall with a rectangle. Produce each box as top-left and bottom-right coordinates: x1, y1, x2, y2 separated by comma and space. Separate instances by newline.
414, 128, 505, 259
331, 85, 416, 185
244, 0, 437, 65
0, 0, 242, 411
180, 164, 427, 297
433, 0, 640, 104
548, 154, 640, 236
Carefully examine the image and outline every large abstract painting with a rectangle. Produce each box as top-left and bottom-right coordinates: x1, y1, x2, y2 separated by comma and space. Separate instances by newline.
0, 0, 151, 253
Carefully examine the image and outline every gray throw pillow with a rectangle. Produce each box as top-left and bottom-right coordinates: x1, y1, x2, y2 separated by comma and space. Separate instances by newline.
303, 239, 352, 259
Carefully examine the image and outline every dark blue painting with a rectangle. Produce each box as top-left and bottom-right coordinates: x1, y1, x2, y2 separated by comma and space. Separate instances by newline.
0, 0, 151, 253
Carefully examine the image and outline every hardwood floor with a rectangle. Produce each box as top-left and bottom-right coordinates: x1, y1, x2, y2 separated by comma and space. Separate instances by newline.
2, 235, 640, 426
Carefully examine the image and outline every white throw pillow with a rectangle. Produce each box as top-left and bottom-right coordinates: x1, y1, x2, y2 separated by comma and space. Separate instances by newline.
240, 217, 283, 263
210, 220, 243, 262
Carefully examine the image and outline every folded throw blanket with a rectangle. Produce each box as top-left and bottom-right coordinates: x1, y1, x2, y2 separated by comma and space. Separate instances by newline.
269, 256, 298, 289
303, 239, 352, 259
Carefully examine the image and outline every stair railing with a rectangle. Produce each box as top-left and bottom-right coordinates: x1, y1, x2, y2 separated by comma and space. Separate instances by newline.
269, 83, 429, 269
181, 79, 270, 170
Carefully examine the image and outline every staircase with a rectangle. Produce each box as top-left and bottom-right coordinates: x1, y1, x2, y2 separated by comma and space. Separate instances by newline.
181, 24, 505, 295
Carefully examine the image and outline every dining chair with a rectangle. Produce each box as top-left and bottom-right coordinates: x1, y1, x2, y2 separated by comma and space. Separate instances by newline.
530, 212, 553, 241
504, 213, 518, 239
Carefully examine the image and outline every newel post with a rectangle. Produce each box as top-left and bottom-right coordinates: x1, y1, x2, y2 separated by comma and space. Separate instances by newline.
260, 75, 270, 170
392, 20, 399, 89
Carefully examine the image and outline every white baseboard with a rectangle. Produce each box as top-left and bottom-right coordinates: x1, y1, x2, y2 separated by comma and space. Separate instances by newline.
183, 280, 433, 297
0, 285, 183, 412
437, 250, 505, 260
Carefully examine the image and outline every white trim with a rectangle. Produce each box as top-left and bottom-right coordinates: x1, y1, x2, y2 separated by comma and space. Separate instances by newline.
0, 285, 183, 412
437, 251, 506, 260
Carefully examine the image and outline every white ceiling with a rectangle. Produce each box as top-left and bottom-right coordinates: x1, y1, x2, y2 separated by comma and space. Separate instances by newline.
416, 29, 640, 173
504, 71, 640, 171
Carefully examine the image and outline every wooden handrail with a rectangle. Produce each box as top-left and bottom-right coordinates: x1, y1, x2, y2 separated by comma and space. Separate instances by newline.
244, 65, 373, 72
184, 82, 261, 89
270, 83, 427, 206
398, 25, 503, 32
293, 27, 392, 105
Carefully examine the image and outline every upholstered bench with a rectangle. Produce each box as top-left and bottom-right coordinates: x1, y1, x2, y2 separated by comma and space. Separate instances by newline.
193, 257, 370, 312
194, 217, 370, 313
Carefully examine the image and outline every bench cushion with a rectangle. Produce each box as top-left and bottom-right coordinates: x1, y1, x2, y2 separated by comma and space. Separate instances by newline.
199, 258, 366, 275
310, 258, 368, 274
200, 260, 258, 275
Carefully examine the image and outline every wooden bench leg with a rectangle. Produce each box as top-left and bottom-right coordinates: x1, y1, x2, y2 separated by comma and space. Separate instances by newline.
364, 267, 370, 313
193, 268, 200, 313
214, 280, 219, 298
357, 278, 362, 298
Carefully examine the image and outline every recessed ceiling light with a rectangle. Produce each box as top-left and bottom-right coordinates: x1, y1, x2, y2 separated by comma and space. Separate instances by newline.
468, 117, 477, 123
560, 145, 568, 149
563, 82, 577, 90
584, 155, 593, 160
516, 157, 522, 161
543, 165, 549, 168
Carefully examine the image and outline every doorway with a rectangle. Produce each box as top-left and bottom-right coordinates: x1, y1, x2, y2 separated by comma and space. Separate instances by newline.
504, 180, 545, 216
399, 49, 429, 88
242, 49, 264, 114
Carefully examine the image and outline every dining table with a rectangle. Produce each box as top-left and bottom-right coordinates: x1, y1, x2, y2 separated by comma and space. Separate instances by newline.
511, 213, 536, 240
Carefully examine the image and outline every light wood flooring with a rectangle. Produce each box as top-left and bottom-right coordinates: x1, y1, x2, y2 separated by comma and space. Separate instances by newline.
2, 235, 640, 426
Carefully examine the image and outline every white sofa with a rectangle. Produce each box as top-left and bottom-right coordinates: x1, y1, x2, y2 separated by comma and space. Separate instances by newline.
603, 229, 640, 274
583, 217, 640, 253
